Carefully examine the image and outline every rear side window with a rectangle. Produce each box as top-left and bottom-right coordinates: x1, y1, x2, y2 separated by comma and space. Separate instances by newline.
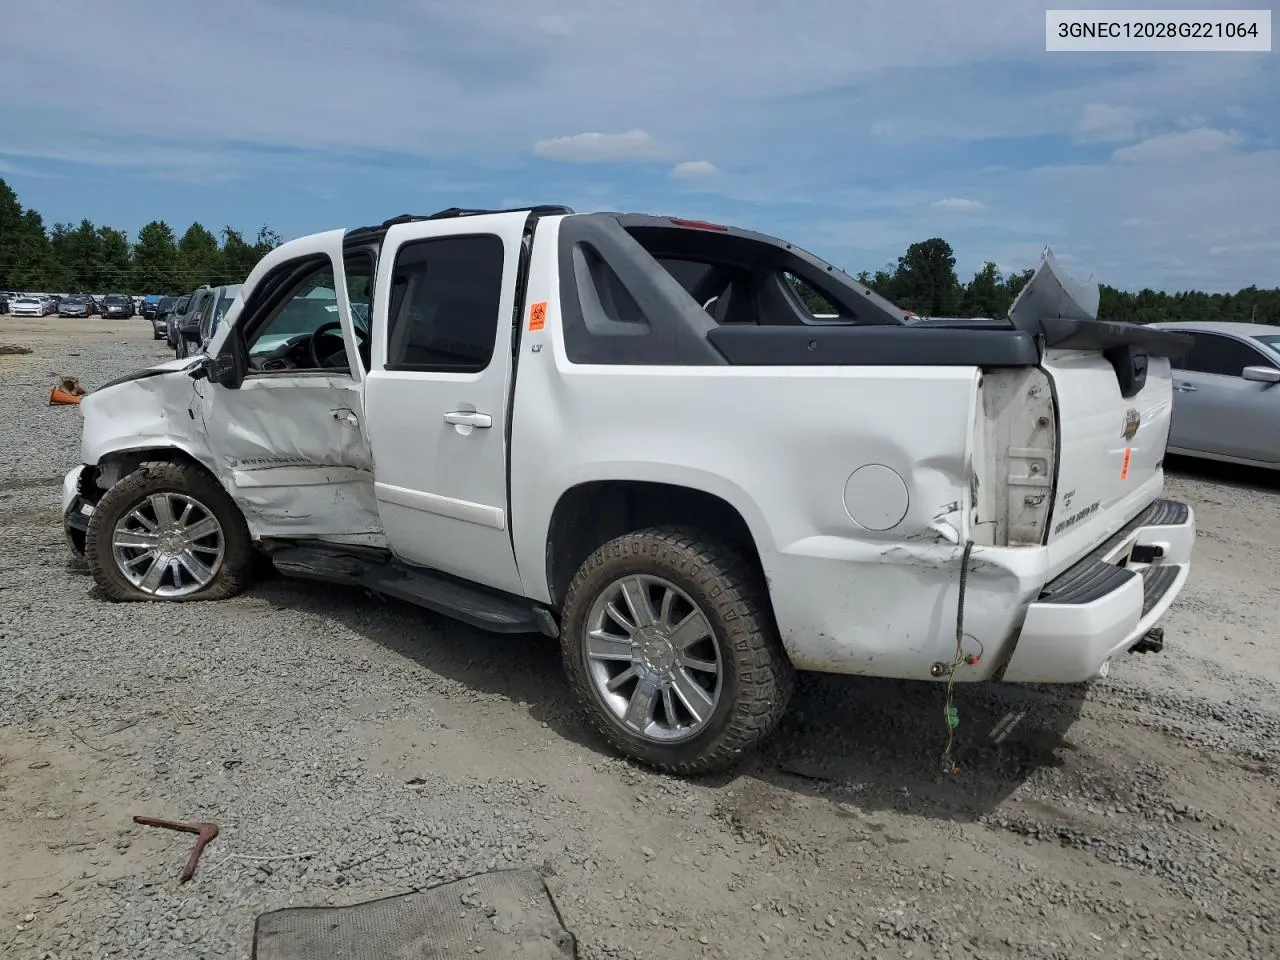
782, 271, 844, 318
385, 235, 505, 372
1180, 332, 1274, 376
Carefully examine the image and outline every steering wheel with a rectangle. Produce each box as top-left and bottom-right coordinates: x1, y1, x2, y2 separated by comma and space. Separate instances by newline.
309, 320, 369, 369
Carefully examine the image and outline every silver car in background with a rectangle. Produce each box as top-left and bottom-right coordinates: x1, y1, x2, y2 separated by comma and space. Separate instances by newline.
1150, 320, 1280, 469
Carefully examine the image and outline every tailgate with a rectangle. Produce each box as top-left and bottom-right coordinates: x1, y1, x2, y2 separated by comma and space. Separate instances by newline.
1040, 347, 1173, 546
1008, 249, 1192, 561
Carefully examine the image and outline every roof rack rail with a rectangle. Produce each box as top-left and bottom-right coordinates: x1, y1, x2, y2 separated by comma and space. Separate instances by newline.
380, 205, 574, 227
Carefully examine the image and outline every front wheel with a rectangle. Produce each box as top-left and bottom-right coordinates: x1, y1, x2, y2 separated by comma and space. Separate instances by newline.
85, 461, 254, 601
560, 527, 794, 775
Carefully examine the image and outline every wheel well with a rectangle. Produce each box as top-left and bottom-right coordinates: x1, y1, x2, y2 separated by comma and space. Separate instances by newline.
89, 448, 217, 496
545, 481, 766, 609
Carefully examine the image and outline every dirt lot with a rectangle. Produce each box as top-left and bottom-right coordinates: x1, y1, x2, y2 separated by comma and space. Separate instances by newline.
2, 317, 1278, 960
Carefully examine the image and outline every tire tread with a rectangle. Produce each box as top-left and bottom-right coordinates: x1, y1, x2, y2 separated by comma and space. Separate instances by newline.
560, 526, 794, 775
84, 460, 253, 603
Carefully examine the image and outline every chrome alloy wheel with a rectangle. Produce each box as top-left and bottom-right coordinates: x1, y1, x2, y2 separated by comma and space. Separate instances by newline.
110, 492, 225, 597
583, 574, 723, 742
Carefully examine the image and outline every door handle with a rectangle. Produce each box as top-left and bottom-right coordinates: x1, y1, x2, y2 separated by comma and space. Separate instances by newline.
443, 411, 492, 428
1174, 383, 1198, 392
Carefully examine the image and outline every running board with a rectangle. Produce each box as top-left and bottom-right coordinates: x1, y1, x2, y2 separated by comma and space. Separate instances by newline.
269, 545, 555, 637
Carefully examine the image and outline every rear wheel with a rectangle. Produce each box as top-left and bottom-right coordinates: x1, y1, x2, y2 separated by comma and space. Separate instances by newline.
560, 527, 794, 774
85, 461, 253, 602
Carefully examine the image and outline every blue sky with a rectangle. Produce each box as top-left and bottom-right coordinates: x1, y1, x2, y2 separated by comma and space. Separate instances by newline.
1, 0, 1276, 293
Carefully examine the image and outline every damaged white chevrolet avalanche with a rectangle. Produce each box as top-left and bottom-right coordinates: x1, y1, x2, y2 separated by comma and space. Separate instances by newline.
62, 206, 1196, 773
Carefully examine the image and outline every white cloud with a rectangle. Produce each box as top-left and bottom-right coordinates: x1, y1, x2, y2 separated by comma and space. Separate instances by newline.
1112, 127, 1244, 164
532, 130, 663, 163
669, 160, 720, 179
931, 197, 984, 212
0, 0, 1274, 292
1075, 103, 1139, 143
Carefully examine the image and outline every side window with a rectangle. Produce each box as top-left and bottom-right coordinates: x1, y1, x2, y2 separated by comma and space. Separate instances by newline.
782, 271, 844, 319
384, 234, 505, 372
246, 260, 344, 363
1183, 333, 1273, 377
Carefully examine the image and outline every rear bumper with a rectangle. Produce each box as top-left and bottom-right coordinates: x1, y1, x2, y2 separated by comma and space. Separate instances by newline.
1000, 498, 1195, 683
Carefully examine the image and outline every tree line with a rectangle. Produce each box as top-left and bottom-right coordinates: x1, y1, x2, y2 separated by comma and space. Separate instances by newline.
3, 176, 1276, 322
842, 237, 1279, 325
0, 178, 279, 296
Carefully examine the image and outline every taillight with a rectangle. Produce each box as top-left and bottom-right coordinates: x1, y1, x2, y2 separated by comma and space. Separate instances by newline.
972, 368, 1057, 547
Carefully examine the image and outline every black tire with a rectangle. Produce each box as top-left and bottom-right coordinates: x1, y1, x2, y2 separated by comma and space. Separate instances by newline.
85, 460, 254, 602
560, 526, 794, 775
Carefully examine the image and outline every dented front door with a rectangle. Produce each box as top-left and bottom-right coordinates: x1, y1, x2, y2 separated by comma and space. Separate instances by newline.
196, 230, 382, 540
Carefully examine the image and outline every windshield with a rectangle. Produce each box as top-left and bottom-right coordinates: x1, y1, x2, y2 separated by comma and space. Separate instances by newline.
158, 296, 175, 309
1253, 335, 1280, 356
63, 296, 86, 304
104, 295, 129, 304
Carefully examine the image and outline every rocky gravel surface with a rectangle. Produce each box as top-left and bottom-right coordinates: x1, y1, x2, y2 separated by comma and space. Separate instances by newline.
1, 318, 1278, 960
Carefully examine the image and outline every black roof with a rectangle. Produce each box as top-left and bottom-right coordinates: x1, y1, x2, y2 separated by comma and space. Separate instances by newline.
344, 205, 574, 244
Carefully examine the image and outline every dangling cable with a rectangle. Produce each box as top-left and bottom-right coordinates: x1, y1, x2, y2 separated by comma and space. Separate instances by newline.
942, 539, 976, 776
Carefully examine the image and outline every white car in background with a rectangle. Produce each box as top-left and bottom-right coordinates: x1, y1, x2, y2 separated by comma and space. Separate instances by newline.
9, 296, 46, 317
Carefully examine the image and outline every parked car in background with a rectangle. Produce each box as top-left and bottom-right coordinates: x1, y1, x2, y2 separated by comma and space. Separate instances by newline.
166, 287, 210, 353
150, 295, 180, 340
100, 294, 135, 318
0, 293, 8, 313
1150, 320, 1280, 469
181, 283, 243, 356
9, 296, 46, 317
58, 295, 93, 318
140, 295, 164, 319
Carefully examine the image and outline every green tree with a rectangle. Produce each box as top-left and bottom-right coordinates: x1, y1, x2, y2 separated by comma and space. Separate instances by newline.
131, 221, 181, 293
218, 227, 260, 282
961, 261, 1008, 318
0, 179, 54, 290
59, 219, 105, 290
178, 222, 221, 287
7, 210, 54, 290
97, 227, 131, 291
891, 238, 961, 316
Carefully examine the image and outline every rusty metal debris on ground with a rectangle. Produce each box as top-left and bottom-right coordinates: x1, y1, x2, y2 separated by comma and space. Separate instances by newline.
132, 816, 219, 882
49, 377, 88, 405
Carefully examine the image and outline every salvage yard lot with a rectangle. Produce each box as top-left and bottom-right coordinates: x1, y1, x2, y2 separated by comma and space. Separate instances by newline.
1, 318, 1278, 960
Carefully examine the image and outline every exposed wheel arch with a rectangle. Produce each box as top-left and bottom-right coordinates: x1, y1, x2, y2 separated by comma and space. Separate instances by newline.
545, 480, 769, 613
90, 447, 222, 497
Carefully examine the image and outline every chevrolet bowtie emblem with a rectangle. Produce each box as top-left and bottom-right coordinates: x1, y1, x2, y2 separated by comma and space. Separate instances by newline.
1122, 409, 1141, 441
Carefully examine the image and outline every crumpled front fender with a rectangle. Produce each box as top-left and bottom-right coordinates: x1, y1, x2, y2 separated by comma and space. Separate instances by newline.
80, 367, 216, 474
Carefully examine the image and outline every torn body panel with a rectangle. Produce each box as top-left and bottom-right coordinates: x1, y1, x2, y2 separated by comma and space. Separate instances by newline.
80, 362, 217, 477
195, 374, 381, 539
78, 364, 382, 542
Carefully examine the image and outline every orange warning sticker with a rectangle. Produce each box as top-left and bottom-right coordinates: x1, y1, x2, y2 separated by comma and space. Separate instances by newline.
1120, 447, 1132, 480
528, 301, 547, 331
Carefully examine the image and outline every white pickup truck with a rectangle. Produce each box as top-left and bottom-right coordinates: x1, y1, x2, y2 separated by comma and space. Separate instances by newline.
61, 206, 1196, 773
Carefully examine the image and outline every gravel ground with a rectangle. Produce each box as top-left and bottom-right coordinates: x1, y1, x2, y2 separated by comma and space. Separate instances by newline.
2, 317, 1278, 960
